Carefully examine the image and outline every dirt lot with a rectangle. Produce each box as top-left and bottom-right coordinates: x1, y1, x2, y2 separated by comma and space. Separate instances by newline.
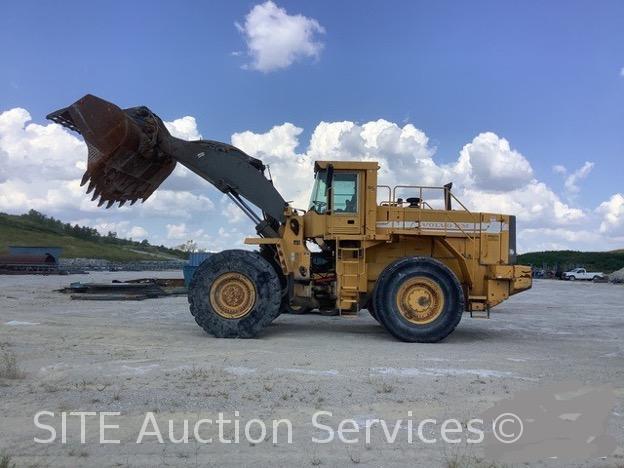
0, 272, 623, 467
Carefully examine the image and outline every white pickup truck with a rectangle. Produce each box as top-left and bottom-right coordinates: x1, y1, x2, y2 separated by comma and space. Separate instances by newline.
562, 268, 605, 281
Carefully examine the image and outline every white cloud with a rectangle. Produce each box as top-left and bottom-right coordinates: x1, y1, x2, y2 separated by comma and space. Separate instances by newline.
233, 122, 302, 158
140, 190, 215, 218
620, 67, 624, 77
232, 122, 311, 208
455, 132, 533, 192
552, 164, 567, 175
518, 227, 606, 252
129, 226, 148, 239
0, 177, 94, 217
220, 196, 247, 224
0, 108, 85, 183
553, 161, 594, 194
166, 223, 188, 240
235, 1, 325, 72
597, 193, 624, 235
461, 181, 585, 235
164, 116, 202, 141
564, 161, 594, 194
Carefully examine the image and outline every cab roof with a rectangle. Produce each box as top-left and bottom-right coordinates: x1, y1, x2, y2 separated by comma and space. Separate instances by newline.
314, 160, 380, 171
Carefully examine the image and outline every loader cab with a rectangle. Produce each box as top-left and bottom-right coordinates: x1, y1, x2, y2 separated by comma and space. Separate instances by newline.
305, 161, 379, 237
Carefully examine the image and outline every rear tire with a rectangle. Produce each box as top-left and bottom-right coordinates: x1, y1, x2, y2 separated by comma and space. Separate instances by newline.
373, 257, 464, 343
188, 250, 281, 338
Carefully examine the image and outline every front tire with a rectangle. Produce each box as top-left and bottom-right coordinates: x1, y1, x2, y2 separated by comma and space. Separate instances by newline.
188, 250, 281, 338
373, 257, 464, 342
366, 299, 381, 324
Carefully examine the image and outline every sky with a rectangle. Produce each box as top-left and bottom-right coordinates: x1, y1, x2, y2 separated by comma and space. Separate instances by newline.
1, 0, 623, 252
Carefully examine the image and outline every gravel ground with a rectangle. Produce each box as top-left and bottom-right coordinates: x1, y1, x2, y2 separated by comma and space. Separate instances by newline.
0, 272, 623, 467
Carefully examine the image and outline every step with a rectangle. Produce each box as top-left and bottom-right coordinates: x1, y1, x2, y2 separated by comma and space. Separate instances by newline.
469, 310, 490, 319
339, 310, 359, 317
468, 295, 487, 301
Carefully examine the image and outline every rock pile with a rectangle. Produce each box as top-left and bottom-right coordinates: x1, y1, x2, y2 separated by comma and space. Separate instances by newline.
609, 267, 624, 283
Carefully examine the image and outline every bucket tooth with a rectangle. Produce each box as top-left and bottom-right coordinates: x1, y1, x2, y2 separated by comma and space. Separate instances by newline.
86, 180, 95, 194
118, 200, 126, 208
91, 189, 100, 202
106, 200, 115, 209
97, 197, 106, 207
80, 171, 90, 187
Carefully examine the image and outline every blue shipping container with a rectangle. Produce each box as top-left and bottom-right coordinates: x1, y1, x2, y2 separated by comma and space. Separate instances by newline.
188, 252, 212, 267
183, 252, 212, 287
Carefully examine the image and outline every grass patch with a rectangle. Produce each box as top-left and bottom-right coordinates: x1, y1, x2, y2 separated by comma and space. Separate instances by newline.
183, 365, 210, 380
444, 451, 505, 468
0, 352, 24, 380
0, 452, 16, 468
378, 382, 394, 394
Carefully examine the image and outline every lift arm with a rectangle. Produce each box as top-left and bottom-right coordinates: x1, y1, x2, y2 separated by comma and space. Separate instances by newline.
47, 94, 287, 237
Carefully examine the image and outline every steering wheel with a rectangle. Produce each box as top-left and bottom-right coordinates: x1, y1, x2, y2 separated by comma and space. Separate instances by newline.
312, 200, 327, 211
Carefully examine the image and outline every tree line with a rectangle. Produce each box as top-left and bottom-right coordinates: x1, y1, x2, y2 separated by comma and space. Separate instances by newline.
14, 210, 186, 258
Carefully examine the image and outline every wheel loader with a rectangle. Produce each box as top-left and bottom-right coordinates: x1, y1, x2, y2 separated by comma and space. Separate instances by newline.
47, 95, 532, 342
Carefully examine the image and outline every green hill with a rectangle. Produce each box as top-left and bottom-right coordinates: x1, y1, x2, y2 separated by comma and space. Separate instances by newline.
518, 250, 624, 273
0, 211, 186, 262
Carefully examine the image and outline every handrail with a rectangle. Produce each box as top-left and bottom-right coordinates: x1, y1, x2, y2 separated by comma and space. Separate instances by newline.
392, 185, 446, 204
386, 184, 471, 214
437, 209, 476, 242
378, 184, 477, 242
378, 183, 478, 278
449, 192, 471, 214
376, 185, 392, 205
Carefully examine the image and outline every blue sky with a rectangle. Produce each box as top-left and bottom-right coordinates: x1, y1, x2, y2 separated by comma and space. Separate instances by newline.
1, 1, 623, 252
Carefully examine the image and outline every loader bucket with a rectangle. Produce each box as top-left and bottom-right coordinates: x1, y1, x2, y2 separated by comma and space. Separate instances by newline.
47, 94, 176, 207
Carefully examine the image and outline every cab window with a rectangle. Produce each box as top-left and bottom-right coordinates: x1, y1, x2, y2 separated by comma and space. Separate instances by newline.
333, 172, 358, 213
308, 170, 328, 213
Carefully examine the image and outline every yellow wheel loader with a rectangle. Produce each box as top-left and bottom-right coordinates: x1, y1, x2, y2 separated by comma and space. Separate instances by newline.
48, 95, 532, 342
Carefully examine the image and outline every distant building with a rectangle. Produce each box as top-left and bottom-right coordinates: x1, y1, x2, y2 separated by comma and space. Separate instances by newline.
8, 246, 62, 263
0, 246, 62, 274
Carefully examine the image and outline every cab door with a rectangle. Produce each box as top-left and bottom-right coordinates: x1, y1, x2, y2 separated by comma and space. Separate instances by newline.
328, 171, 364, 235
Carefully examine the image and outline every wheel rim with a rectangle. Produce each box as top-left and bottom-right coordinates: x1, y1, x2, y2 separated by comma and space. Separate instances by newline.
396, 276, 445, 325
209, 272, 256, 319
